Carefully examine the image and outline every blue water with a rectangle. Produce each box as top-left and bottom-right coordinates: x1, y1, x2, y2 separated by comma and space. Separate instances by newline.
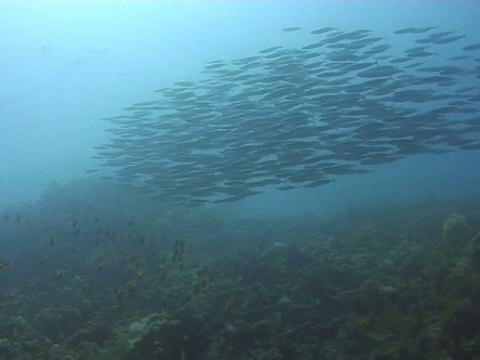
1, 3, 480, 358
0, 1, 479, 212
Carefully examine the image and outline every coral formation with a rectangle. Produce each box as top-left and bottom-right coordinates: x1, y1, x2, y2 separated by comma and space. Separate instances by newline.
0, 182, 479, 359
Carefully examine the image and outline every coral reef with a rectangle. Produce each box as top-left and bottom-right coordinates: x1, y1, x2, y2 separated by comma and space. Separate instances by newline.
0, 183, 479, 359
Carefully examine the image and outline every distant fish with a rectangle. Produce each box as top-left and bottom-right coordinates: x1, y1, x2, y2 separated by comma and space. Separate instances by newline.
394, 27, 435, 35
259, 46, 283, 54
55, 269, 66, 281
49, 234, 57, 245
174, 80, 195, 87
302, 42, 326, 50
357, 65, 401, 78
0, 259, 9, 270
406, 50, 435, 58
463, 43, 480, 51
431, 35, 465, 44
302, 179, 332, 187
404, 46, 429, 53
282, 26, 301, 32
204, 61, 227, 70
414, 31, 457, 44
450, 55, 470, 61
277, 185, 296, 191
310, 27, 336, 35
224, 297, 234, 315
93, 24, 480, 206
364, 44, 392, 54
96, 260, 106, 272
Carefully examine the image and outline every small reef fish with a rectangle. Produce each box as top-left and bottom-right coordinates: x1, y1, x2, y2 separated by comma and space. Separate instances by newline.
0, 259, 10, 269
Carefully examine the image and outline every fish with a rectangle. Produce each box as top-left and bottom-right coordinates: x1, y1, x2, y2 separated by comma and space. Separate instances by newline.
96, 260, 106, 272
55, 269, 66, 281
463, 43, 480, 51
224, 297, 234, 315
90, 24, 480, 206
407, 51, 435, 58
431, 35, 466, 44
302, 179, 332, 187
310, 27, 337, 35
49, 235, 57, 245
282, 26, 301, 32
259, 46, 283, 54
0, 259, 9, 270
394, 27, 435, 35
357, 65, 401, 78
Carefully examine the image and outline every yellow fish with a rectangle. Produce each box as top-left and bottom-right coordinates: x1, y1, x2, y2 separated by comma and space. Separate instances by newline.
0, 259, 9, 270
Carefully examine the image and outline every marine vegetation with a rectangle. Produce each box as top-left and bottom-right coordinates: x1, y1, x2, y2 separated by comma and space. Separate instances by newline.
0, 179, 479, 359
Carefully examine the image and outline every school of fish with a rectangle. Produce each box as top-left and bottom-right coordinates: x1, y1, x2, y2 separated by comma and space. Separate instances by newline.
92, 26, 480, 206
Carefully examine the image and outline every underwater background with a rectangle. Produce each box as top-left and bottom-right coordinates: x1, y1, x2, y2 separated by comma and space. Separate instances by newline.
1, 1, 480, 359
